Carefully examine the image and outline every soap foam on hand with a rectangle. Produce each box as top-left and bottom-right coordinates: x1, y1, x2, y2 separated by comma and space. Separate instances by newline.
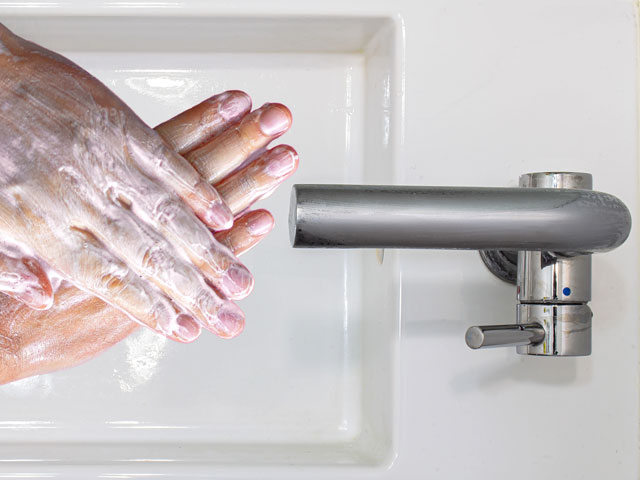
0, 25, 298, 384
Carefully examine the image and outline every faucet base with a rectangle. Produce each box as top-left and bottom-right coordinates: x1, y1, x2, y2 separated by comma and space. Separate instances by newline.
479, 249, 518, 285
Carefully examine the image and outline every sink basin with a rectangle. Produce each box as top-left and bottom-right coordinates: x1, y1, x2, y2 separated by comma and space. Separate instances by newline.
0, 14, 403, 471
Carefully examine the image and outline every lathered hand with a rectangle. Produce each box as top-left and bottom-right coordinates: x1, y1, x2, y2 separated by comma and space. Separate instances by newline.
0, 211, 274, 385
0, 90, 298, 385
0, 24, 266, 341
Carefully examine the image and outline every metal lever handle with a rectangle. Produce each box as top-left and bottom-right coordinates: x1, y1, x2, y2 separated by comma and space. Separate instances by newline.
465, 323, 545, 349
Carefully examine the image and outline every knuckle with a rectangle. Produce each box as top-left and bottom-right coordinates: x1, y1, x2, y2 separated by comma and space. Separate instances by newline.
98, 268, 129, 296
233, 128, 254, 157
238, 173, 259, 194
215, 233, 235, 252
200, 104, 219, 128
148, 298, 175, 333
140, 242, 178, 280
130, 137, 172, 174
67, 227, 96, 253
100, 212, 127, 232
153, 196, 185, 227
140, 244, 164, 275
193, 289, 218, 319
105, 185, 133, 210
145, 136, 168, 159
221, 174, 260, 207
149, 141, 189, 179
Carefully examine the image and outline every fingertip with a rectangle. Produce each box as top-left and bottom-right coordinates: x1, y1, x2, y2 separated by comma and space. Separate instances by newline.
264, 144, 299, 179
17, 286, 54, 311
258, 103, 293, 137
21, 257, 54, 309
222, 263, 255, 299
219, 90, 252, 122
32, 293, 54, 311
223, 322, 244, 339
225, 90, 252, 109
173, 314, 202, 343
269, 103, 292, 125
205, 201, 234, 230
216, 302, 246, 339
246, 209, 275, 237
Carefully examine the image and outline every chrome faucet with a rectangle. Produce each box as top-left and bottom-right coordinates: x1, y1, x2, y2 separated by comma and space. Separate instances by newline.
289, 172, 631, 356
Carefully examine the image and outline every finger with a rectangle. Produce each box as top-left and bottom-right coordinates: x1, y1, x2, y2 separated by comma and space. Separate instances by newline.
126, 133, 233, 231
155, 90, 252, 155
185, 103, 292, 185
133, 190, 254, 299
86, 206, 246, 337
215, 145, 299, 215
215, 210, 274, 256
60, 228, 202, 343
114, 167, 254, 299
0, 253, 53, 310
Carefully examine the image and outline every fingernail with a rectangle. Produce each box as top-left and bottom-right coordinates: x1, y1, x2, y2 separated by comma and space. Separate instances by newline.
175, 314, 201, 342
264, 146, 298, 178
258, 104, 291, 136
217, 303, 245, 338
220, 91, 251, 121
17, 285, 52, 310
222, 263, 254, 298
206, 202, 233, 230
247, 212, 274, 236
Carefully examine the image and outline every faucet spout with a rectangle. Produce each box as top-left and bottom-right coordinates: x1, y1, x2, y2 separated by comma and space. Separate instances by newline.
289, 181, 631, 254
289, 172, 631, 357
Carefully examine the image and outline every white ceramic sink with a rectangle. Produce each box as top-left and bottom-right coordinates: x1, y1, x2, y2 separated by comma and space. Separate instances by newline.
1, 2, 638, 479
0, 15, 402, 469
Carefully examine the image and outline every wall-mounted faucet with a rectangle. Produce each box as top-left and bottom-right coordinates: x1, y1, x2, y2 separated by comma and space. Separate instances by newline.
289, 172, 631, 356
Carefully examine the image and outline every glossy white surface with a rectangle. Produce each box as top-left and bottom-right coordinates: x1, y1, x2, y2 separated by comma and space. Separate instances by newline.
0, 0, 637, 478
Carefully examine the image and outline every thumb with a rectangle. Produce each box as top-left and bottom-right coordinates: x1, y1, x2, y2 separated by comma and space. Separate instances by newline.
0, 253, 53, 310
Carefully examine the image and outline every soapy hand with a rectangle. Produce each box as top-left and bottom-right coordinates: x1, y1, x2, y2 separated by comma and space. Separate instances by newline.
0, 88, 299, 384
0, 24, 294, 342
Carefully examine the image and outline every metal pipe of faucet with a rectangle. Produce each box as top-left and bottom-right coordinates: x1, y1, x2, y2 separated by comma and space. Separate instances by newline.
465, 323, 545, 349
289, 184, 631, 253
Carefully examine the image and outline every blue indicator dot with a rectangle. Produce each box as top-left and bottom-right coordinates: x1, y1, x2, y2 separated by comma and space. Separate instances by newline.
562, 287, 571, 296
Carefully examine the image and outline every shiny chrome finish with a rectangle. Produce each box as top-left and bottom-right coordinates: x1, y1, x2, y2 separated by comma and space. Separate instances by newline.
289, 183, 631, 253
516, 304, 592, 356
520, 171, 592, 190
465, 323, 545, 349
289, 172, 630, 357
479, 172, 597, 283
517, 251, 591, 304
477, 172, 595, 356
